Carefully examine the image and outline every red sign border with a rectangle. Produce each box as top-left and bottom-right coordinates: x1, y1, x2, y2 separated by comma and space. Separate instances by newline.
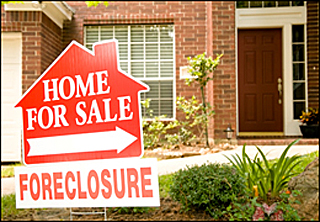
15, 40, 149, 165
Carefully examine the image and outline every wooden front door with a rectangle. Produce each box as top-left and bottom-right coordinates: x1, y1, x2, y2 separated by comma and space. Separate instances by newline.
238, 29, 283, 133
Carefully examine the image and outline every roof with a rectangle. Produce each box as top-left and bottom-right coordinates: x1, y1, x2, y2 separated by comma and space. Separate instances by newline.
4, 1, 74, 28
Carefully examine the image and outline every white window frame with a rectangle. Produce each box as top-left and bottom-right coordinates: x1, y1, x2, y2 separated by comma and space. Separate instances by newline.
235, 3, 307, 136
84, 24, 176, 120
292, 24, 307, 120
236, 1, 305, 8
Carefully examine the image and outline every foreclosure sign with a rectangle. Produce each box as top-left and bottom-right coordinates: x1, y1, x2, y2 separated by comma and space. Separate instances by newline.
14, 40, 160, 209
15, 158, 160, 208
15, 40, 149, 165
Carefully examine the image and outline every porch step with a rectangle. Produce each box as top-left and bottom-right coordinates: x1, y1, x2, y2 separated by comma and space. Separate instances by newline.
237, 137, 319, 146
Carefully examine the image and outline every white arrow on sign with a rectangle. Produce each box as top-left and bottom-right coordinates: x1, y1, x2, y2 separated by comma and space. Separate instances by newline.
26, 127, 137, 157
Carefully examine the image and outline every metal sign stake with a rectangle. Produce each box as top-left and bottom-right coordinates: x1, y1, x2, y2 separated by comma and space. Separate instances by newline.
70, 207, 107, 221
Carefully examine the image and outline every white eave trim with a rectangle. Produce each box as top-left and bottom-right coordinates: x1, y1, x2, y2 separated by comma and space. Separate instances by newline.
4, 1, 74, 28
236, 7, 306, 27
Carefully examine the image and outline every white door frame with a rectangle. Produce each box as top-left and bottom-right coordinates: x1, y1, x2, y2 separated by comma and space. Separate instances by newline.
235, 6, 307, 136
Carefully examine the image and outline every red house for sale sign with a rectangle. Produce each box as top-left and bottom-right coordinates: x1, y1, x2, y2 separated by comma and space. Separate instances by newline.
14, 40, 160, 209
15, 40, 149, 165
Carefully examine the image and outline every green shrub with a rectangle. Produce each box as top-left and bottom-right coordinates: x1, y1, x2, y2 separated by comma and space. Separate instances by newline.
176, 96, 208, 145
222, 196, 261, 221
186, 53, 223, 147
169, 162, 247, 217
276, 190, 302, 221
141, 99, 179, 149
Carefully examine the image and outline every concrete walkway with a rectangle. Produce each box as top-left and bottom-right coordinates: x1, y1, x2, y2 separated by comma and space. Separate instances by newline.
1, 144, 319, 197
157, 144, 319, 175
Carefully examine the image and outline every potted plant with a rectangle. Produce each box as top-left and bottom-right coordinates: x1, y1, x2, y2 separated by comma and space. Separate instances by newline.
299, 107, 319, 138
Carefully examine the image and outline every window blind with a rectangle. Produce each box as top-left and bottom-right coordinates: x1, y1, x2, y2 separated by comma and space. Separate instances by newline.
84, 24, 175, 118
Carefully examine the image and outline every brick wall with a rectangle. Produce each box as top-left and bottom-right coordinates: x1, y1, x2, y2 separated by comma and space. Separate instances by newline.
307, 2, 319, 109
211, 1, 236, 140
1, 7, 62, 94
63, 1, 212, 134
2, 9, 41, 93
41, 13, 63, 73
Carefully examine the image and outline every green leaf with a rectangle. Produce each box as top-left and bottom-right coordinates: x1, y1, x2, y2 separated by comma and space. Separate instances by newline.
1, 1, 24, 5
255, 145, 270, 170
85, 1, 109, 7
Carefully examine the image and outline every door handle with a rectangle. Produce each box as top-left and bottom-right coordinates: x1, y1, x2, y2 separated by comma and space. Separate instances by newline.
277, 78, 282, 104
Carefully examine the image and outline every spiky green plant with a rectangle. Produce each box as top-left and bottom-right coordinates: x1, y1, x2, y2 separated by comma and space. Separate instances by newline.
224, 139, 302, 200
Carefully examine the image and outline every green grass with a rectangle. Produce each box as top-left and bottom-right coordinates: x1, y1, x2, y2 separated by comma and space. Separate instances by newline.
290, 150, 318, 175
1, 151, 318, 220
158, 173, 174, 198
1, 163, 23, 178
1, 194, 20, 218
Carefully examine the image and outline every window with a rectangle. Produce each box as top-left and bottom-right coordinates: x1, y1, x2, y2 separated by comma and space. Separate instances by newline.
292, 25, 306, 119
236, 1, 304, 8
84, 25, 175, 118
